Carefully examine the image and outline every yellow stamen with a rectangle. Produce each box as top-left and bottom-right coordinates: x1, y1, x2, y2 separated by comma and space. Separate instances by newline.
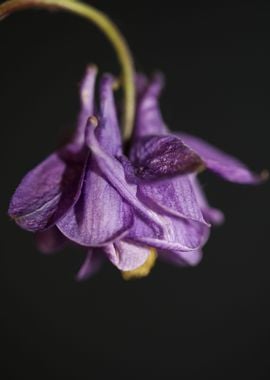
122, 248, 157, 280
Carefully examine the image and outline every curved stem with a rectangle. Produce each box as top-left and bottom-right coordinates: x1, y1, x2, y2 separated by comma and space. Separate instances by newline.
0, 0, 135, 140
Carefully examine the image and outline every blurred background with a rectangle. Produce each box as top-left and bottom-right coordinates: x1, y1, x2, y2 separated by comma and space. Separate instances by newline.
0, 0, 270, 378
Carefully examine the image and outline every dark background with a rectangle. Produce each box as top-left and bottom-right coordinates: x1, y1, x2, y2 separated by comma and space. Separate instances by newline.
1, 1, 270, 379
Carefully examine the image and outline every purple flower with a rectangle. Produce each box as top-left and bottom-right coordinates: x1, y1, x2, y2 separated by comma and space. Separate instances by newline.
8, 68, 266, 280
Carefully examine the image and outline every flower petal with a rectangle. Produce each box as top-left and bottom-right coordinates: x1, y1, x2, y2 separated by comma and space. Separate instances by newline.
127, 211, 209, 254
97, 74, 122, 155
35, 227, 67, 254
159, 249, 203, 267
137, 175, 207, 224
178, 132, 264, 184
8, 147, 86, 232
73, 65, 97, 145
104, 240, 150, 271
130, 135, 203, 180
76, 249, 103, 281
57, 158, 133, 246
134, 73, 167, 138
190, 175, 225, 226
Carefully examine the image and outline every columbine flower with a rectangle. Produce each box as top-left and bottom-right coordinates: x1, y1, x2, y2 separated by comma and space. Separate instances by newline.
8, 64, 266, 279
3, 0, 267, 282
8, 66, 215, 279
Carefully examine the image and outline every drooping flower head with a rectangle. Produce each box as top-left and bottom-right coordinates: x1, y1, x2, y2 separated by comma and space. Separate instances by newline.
3, 0, 267, 280
8, 67, 266, 280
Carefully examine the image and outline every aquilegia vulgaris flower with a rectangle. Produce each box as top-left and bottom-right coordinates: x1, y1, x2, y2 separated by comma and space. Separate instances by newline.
3, 0, 267, 280
8, 67, 266, 280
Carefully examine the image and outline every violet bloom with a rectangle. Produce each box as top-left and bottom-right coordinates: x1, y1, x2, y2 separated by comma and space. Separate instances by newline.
8, 68, 265, 280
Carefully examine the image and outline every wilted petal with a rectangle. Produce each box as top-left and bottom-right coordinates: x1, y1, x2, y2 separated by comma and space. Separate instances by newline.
134, 73, 167, 137
35, 226, 67, 254
73, 65, 97, 145
104, 240, 150, 271
8, 147, 86, 232
57, 158, 133, 246
76, 249, 103, 281
127, 211, 209, 255
178, 132, 264, 184
190, 175, 224, 226
130, 135, 203, 180
137, 175, 207, 224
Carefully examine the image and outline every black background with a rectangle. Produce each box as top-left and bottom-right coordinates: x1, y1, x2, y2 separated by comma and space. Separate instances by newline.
1, 1, 270, 379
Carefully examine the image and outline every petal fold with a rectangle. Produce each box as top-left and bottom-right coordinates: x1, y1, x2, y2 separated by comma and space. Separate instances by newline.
137, 176, 207, 223
127, 211, 209, 255
8, 147, 86, 231
57, 158, 133, 246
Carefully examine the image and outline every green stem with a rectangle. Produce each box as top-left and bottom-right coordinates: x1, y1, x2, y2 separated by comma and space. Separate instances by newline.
0, 0, 135, 140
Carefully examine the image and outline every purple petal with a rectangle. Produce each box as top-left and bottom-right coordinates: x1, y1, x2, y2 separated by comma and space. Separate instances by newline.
134, 73, 167, 138
35, 227, 67, 254
178, 132, 264, 184
8, 147, 86, 232
190, 175, 225, 226
159, 249, 203, 267
104, 240, 150, 271
76, 249, 103, 281
57, 157, 133, 246
137, 176, 207, 224
97, 74, 122, 155
73, 65, 97, 145
130, 135, 203, 180
127, 211, 210, 254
